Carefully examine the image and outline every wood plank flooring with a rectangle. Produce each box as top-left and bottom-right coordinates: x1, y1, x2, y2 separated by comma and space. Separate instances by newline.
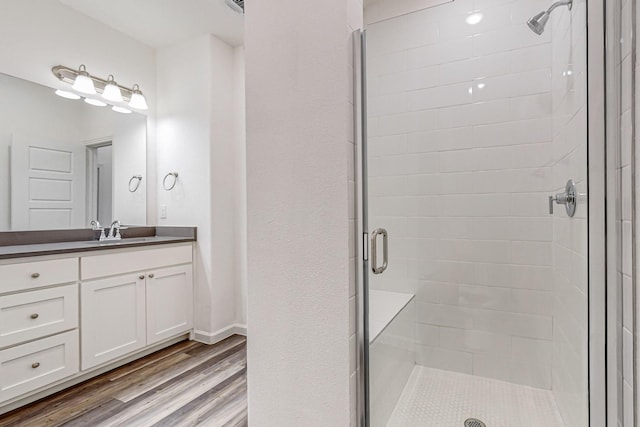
0, 335, 247, 427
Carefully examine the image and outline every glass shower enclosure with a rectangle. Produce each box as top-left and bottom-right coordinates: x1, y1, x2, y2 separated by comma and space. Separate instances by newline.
356, 0, 597, 425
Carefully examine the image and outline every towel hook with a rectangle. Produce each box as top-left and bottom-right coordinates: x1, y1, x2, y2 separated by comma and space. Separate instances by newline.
128, 175, 143, 192
163, 172, 178, 191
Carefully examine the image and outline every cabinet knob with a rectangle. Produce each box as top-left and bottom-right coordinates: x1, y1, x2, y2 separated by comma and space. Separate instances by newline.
139, 275, 145, 280
31, 273, 40, 279
148, 274, 154, 279
30, 313, 39, 320
31, 362, 40, 369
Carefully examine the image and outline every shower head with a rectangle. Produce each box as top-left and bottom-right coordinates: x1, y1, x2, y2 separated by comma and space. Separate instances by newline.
526, 0, 572, 35
527, 11, 550, 35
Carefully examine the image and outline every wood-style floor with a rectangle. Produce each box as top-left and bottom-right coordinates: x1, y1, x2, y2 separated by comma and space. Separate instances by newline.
0, 335, 247, 427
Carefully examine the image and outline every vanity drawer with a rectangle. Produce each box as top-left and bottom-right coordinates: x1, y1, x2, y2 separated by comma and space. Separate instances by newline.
0, 258, 78, 294
0, 284, 78, 348
0, 330, 79, 403
81, 244, 192, 280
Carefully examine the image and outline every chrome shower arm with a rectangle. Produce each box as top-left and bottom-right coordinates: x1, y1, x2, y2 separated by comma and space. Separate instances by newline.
546, 0, 572, 14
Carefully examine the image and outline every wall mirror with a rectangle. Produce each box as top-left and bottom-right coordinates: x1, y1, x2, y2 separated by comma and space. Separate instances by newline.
0, 72, 147, 232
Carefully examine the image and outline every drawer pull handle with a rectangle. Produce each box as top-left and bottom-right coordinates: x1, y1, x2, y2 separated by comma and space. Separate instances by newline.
139, 275, 145, 280
148, 274, 154, 278
30, 313, 39, 319
31, 273, 40, 279
31, 362, 40, 369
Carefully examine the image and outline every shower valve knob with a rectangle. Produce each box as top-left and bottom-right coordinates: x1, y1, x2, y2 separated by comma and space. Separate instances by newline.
548, 179, 577, 217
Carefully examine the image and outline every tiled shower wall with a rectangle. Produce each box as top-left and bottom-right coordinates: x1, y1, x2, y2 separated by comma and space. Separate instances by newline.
367, 0, 557, 389
548, 1, 588, 425
616, 0, 635, 424
605, 0, 635, 424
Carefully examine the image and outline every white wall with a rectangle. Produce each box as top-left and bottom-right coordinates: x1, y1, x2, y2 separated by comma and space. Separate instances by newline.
233, 47, 248, 327
245, 0, 361, 424
209, 36, 241, 334
366, 0, 556, 389
549, 0, 589, 425
156, 34, 245, 339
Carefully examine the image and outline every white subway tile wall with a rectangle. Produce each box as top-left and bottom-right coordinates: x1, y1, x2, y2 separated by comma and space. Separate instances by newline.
617, 0, 635, 424
366, 0, 588, 423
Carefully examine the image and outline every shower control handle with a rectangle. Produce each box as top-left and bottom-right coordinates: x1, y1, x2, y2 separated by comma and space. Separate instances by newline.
371, 228, 388, 274
549, 179, 577, 217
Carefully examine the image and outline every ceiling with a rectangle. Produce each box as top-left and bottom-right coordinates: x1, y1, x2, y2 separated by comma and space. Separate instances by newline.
59, 0, 244, 48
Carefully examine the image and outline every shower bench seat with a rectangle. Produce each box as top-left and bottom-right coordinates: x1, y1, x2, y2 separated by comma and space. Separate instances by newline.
369, 290, 415, 427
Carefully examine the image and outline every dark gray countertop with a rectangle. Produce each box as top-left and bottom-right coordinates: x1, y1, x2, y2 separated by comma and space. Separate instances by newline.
0, 227, 196, 260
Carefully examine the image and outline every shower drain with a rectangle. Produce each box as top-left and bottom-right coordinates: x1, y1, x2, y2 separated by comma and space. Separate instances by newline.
464, 418, 487, 427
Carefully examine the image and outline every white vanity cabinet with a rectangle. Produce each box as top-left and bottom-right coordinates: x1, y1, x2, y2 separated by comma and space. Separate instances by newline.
0, 241, 195, 412
80, 244, 194, 370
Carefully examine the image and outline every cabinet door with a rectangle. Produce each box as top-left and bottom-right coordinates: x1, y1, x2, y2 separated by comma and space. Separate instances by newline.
81, 274, 146, 370
146, 265, 193, 345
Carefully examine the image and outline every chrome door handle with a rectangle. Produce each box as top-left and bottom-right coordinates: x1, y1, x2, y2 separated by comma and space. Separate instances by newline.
371, 228, 388, 274
549, 179, 577, 217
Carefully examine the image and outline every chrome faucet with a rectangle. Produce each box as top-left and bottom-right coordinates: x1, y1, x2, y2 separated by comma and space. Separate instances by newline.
108, 220, 123, 240
90, 220, 107, 241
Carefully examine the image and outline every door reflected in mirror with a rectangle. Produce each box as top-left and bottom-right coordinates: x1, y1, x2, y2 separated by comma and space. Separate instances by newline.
0, 72, 147, 231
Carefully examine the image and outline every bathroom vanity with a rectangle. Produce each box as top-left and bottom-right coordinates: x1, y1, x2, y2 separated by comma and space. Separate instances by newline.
0, 228, 196, 414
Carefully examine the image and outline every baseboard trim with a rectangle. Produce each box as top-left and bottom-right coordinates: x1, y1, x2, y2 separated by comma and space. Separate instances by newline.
194, 324, 247, 345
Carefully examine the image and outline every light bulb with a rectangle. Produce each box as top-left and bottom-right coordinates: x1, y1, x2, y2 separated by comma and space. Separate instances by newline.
128, 84, 148, 110
84, 98, 107, 107
112, 106, 132, 114
55, 89, 80, 100
72, 64, 96, 94
102, 75, 123, 102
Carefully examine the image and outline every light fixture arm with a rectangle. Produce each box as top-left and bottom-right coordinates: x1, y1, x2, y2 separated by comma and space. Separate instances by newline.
51, 65, 142, 104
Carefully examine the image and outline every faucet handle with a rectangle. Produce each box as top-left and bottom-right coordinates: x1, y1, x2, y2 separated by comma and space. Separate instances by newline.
90, 220, 102, 230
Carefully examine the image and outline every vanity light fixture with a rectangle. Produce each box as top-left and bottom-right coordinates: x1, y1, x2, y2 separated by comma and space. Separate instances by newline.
102, 75, 124, 103
112, 106, 132, 114
52, 64, 149, 110
54, 89, 81, 100
84, 98, 107, 107
71, 64, 96, 94
129, 84, 148, 110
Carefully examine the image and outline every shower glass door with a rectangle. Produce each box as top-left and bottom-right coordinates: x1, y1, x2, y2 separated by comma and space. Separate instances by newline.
359, 1, 589, 425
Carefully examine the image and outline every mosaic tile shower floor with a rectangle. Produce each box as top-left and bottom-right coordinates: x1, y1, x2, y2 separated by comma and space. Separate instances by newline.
387, 366, 564, 427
